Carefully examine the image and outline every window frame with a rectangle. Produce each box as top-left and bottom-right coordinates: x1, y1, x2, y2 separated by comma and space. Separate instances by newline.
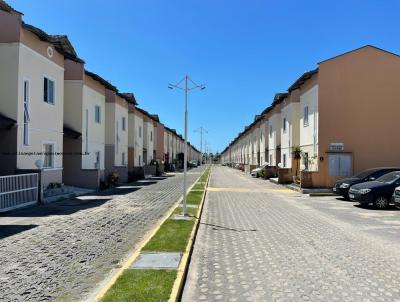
122, 116, 126, 131
94, 105, 101, 124
42, 141, 55, 169
43, 75, 56, 105
23, 78, 31, 146
283, 118, 287, 133
303, 106, 309, 127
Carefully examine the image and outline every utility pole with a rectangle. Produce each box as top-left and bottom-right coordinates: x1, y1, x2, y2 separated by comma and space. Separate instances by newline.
194, 127, 208, 166
168, 76, 205, 216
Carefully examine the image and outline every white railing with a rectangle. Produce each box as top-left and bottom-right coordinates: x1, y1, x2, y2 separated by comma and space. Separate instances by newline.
0, 173, 39, 212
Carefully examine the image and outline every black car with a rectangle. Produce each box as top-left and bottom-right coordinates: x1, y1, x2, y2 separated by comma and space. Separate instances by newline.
348, 171, 400, 209
333, 168, 400, 199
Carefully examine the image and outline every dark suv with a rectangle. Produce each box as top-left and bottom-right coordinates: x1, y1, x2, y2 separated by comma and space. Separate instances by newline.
348, 171, 400, 209
333, 168, 400, 199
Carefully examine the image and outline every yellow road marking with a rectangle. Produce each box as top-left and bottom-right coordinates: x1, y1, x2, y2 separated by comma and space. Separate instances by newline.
207, 187, 295, 193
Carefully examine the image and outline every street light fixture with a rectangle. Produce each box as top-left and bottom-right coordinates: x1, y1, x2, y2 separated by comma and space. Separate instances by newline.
168, 75, 205, 216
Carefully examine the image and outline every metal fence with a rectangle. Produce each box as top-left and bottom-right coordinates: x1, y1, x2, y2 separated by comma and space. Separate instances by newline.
0, 173, 39, 212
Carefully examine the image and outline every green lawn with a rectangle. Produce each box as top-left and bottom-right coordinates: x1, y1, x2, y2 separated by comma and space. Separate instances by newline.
173, 206, 199, 217
101, 269, 176, 302
187, 191, 204, 205
142, 218, 195, 252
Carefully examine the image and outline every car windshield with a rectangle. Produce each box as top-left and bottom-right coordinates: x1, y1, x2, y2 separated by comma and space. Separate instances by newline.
376, 172, 400, 184
354, 169, 378, 179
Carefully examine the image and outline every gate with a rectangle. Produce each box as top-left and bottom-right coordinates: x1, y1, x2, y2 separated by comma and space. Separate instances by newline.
0, 173, 39, 212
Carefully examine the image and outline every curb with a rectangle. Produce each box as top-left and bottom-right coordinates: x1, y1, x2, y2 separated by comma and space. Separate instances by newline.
87, 168, 206, 302
168, 167, 211, 302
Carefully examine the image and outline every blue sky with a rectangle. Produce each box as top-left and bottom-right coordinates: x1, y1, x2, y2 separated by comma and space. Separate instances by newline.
9, 0, 400, 153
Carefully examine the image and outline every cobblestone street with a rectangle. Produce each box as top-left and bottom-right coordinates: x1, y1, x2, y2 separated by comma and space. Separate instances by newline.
183, 166, 400, 302
0, 167, 203, 302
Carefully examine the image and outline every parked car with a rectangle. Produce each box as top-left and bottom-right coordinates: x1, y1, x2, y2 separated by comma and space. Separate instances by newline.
393, 186, 400, 208
251, 164, 268, 178
188, 160, 199, 167
333, 168, 400, 199
348, 171, 400, 209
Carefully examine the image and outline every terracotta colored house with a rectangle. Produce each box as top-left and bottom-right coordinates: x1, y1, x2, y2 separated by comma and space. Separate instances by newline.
222, 45, 400, 188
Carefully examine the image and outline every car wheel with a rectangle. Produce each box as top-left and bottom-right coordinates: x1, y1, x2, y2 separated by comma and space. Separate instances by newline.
374, 196, 389, 209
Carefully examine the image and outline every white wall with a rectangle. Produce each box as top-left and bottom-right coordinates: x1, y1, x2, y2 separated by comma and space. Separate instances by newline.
134, 112, 144, 166
300, 85, 319, 171
81, 85, 105, 170
16, 43, 64, 171
280, 102, 300, 168
268, 112, 281, 166
114, 103, 128, 167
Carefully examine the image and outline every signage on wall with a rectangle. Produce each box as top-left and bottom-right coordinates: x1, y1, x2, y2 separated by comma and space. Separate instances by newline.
329, 143, 344, 151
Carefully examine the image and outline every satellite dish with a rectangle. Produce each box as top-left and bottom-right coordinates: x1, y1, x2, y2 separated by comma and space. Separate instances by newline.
277, 162, 283, 168
35, 159, 44, 169
300, 164, 306, 171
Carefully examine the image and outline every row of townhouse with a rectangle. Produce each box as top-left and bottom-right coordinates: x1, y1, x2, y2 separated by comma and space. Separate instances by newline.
222, 45, 400, 188
0, 1, 200, 190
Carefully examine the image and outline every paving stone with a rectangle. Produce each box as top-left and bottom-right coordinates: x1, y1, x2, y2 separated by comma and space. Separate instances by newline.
182, 166, 400, 302
0, 167, 204, 301
131, 252, 181, 269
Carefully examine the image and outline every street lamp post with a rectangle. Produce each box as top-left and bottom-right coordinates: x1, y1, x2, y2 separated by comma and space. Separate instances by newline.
194, 127, 208, 166
169, 75, 205, 216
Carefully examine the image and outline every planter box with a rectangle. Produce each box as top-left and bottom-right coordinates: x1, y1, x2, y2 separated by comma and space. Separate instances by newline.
278, 168, 293, 184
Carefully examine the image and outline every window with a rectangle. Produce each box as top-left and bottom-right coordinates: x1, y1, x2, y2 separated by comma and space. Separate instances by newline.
43, 77, 55, 104
304, 152, 309, 170
260, 130, 263, 141
269, 154, 273, 165
95, 105, 101, 124
85, 109, 89, 153
139, 126, 142, 138
139, 155, 141, 166
122, 117, 126, 131
283, 154, 287, 168
43, 143, 55, 168
283, 118, 287, 133
303, 106, 309, 127
95, 151, 100, 169
150, 131, 153, 142
269, 125, 273, 138
23, 80, 30, 145
122, 152, 126, 165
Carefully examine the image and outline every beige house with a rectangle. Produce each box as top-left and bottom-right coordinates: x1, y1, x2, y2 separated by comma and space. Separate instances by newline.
104, 89, 133, 183
280, 90, 300, 169
0, 4, 81, 187
63, 65, 116, 189
267, 94, 286, 167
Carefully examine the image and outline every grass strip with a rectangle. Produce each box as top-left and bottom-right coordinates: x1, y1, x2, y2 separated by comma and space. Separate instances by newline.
142, 219, 195, 252
101, 269, 176, 302
100, 167, 210, 302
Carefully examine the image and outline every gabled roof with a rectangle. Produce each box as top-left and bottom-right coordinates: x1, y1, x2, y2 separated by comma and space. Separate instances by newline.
85, 70, 117, 91
22, 22, 83, 63
288, 69, 318, 92
117, 92, 137, 105
318, 45, 400, 64
0, 0, 22, 15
